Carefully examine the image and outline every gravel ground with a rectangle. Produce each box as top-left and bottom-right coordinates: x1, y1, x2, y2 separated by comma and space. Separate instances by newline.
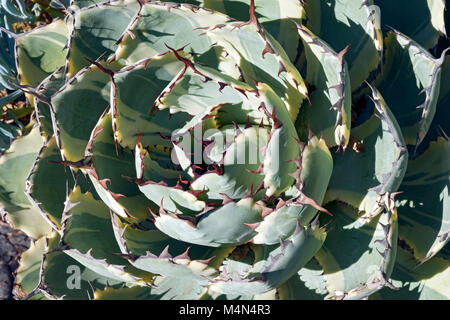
0, 216, 30, 300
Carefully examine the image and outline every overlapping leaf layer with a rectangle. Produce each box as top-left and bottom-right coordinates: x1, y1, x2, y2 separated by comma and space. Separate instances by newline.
0, 0, 448, 300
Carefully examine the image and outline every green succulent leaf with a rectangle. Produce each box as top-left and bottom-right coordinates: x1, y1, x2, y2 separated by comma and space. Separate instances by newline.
374, 31, 444, 146
295, 24, 352, 148
416, 55, 449, 148
24, 232, 123, 300
111, 214, 233, 265
41, 234, 114, 300
324, 85, 408, 217
31, 67, 66, 137
50, 64, 111, 161
202, 15, 307, 121
152, 275, 209, 300
160, 0, 305, 62
6, 0, 448, 301
370, 245, 450, 300
112, 53, 187, 149
25, 136, 93, 231
71, 0, 107, 9
209, 220, 326, 296
16, 19, 68, 88
0, 127, 51, 239
278, 258, 328, 300
153, 197, 262, 247
109, 214, 231, 299
252, 135, 333, 245
314, 202, 398, 300
84, 111, 156, 221
0, 121, 20, 155
304, 0, 383, 91
257, 83, 302, 197
66, 0, 141, 76
396, 137, 449, 263
103, 212, 230, 300
94, 275, 222, 300
0, 89, 23, 109
189, 125, 267, 202
60, 186, 151, 285
15, 236, 46, 295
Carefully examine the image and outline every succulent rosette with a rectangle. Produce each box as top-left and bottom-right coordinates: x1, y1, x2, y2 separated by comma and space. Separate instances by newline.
0, 0, 448, 300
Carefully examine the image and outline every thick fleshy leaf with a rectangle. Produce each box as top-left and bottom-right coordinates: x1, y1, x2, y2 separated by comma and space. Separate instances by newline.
224, 0, 305, 63
51, 64, 111, 161
0, 90, 24, 109
252, 135, 333, 245
124, 59, 302, 209
143, 62, 285, 200
110, 214, 230, 295
396, 137, 449, 263
143, 83, 306, 246
415, 55, 449, 152
26, 136, 94, 231
0, 127, 51, 239
71, 0, 106, 9
374, 0, 446, 49
113, 50, 262, 149
9, 0, 449, 302
15, 236, 46, 295
314, 202, 398, 300
374, 31, 444, 146
295, 24, 351, 148
134, 137, 207, 216
160, 0, 305, 62
16, 19, 68, 87
23, 232, 123, 300
203, 287, 254, 300
185, 82, 300, 200
304, 0, 382, 91
278, 258, 328, 300
202, 17, 307, 121
94, 286, 163, 300
60, 187, 151, 285
102, 214, 225, 300
115, 1, 231, 64
84, 111, 156, 220
95, 275, 218, 300
66, 0, 141, 76
209, 221, 326, 296
120, 257, 215, 295
0, 122, 20, 155
324, 86, 408, 217
153, 197, 262, 247
370, 246, 450, 300
112, 53, 187, 149
156, 59, 261, 136
32, 67, 66, 137
111, 214, 233, 266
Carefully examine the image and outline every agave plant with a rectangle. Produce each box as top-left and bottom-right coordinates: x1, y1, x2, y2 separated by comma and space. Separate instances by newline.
0, 0, 448, 300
